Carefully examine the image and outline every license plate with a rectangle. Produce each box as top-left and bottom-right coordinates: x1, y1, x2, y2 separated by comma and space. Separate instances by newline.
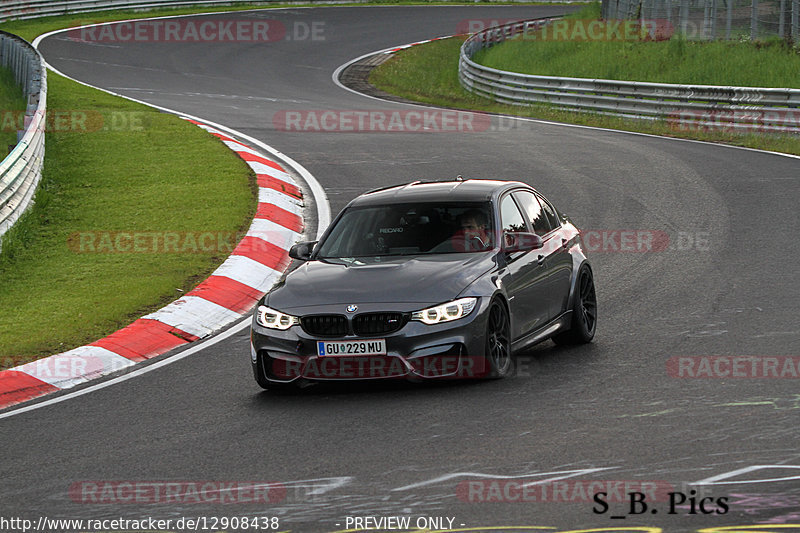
317, 339, 387, 356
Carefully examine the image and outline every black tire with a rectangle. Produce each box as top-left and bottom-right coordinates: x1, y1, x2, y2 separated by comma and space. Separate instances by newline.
553, 265, 597, 345
484, 299, 513, 378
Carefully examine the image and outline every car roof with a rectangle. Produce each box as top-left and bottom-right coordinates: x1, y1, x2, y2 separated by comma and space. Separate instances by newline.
350, 179, 532, 206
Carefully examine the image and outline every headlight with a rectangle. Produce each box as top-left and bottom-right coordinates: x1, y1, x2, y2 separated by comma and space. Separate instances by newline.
411, 297, 478, 325
255, 305, 299, 330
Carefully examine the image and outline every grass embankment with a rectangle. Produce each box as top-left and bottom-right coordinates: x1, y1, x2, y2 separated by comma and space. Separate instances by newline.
0, 73, 255, 361
0, 10, 261, 363
370, 4, 800, 155
475, 18, 800, 86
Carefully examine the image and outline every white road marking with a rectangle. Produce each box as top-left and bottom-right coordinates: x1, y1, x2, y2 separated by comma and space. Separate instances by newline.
391, 467, 614, 491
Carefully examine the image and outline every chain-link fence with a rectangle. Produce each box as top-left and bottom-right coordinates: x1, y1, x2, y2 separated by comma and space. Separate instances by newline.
602, 0, 800, 40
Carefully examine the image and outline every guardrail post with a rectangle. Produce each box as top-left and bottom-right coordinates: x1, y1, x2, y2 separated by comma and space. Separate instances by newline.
726, 0, 733, 38
701, 0, 711, 38
780, 0, 787, 37
642, 0, 651, 23
710, 0, 718, 38
664, 0, 673, 28
628, 0, 638, 18
680, 0, 690, 35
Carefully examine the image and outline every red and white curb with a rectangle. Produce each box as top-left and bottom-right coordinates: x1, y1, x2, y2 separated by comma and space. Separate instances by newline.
0, 119, 303, 410
384, 35, 450, 54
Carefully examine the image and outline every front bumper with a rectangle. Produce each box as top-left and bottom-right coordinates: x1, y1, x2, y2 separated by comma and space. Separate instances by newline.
250, 299, 491, 384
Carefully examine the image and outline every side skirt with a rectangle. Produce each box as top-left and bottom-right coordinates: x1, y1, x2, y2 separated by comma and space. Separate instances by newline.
511, 311, 572, 354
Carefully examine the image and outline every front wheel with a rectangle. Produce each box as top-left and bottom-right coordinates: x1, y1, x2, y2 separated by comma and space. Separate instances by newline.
553, 265, 597, 345
484, 300, 513, 378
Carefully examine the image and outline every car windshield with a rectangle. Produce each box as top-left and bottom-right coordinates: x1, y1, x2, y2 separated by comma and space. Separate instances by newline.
316, 202, 495, 258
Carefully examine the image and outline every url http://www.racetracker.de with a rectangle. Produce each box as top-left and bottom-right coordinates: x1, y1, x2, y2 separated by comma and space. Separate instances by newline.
0, 515, 282, 532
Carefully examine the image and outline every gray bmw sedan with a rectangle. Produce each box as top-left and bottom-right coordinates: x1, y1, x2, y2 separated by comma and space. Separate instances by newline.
250, 179, 596, 390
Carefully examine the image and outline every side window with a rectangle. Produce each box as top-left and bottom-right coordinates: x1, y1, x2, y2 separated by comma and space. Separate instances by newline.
514, 190, 552, 236
500, 195, 527, 233
536, 193, 560, 230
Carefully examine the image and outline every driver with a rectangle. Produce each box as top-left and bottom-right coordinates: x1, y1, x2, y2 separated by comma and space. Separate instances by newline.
453, 209, 491, 251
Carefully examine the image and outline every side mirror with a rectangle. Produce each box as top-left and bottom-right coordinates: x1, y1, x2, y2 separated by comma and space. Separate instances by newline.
503, 232, 543, 253
289, 241, 317, 261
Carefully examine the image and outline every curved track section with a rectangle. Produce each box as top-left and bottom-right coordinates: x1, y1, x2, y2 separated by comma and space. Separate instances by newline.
2, 5, 800, 531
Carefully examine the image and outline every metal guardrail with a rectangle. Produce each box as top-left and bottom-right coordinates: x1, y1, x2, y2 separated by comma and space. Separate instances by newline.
0, 31, 45, 245
459, 18, 800, 134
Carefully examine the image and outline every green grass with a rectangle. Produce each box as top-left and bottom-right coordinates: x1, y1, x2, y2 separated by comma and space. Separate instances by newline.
369, 36, 800, 156
0, 72, 255, 363
371, 36, 500, 109
0, 67, 26, 156
476, 32, 800, 88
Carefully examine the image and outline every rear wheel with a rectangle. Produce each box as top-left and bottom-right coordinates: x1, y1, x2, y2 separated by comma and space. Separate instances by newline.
553, 265, 597, 345
484, 300, 513, 378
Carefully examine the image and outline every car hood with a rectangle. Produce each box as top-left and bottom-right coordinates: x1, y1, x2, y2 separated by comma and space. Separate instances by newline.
267, 254, 497, 312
